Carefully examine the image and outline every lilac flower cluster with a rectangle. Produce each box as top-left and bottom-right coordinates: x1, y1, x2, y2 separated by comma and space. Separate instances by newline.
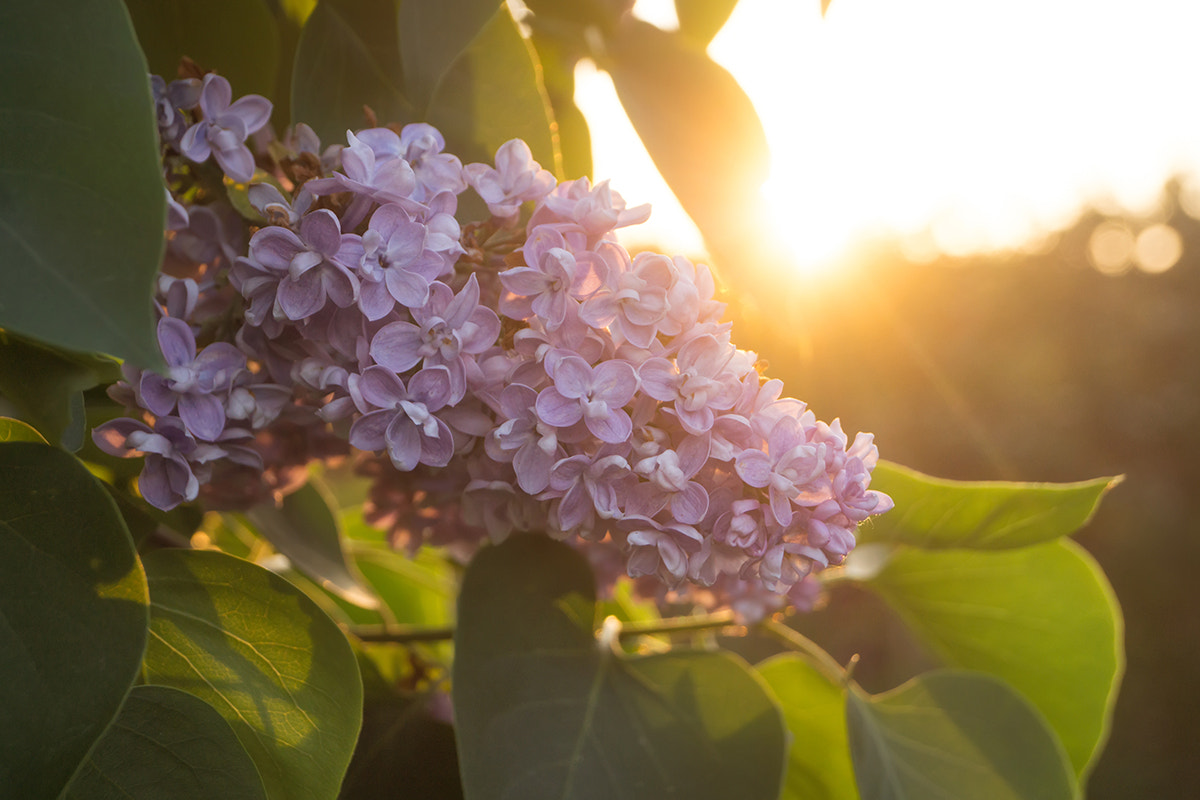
96, 72, 892, 616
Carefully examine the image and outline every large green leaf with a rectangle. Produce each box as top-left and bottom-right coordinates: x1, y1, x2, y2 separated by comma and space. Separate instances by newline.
453, 534, 787, 800
125, 0, 280, 102
398, 0, 501, 111
0, 331, 120, 449
859, 540, 1123, 781
142, 548, 363, 800
529, 31, 589, 179
0, 442, 148, 798
757, 654, 858, 800
606, 19, 767, 241
63, 684, 267, 800
424, 4, 559, 173
0, 0, 165, 367
861, 460, 1117, 549
352, 542, 456, 626
291, 0, 413, 143
846, 671, 1077, 800
245, 481, 380, 609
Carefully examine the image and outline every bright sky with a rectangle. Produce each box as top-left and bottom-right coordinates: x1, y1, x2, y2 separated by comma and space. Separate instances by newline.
576, 0, 1200, 272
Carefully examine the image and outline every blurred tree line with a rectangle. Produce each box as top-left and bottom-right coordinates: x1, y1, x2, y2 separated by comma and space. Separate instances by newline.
733, 177, 1200, 798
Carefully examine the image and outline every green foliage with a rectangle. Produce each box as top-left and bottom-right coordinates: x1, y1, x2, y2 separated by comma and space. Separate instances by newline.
292, 0, 558, 173
0, 443, 149, 798
142, 549, 364, 800
244, 481, 380, 609
758, 655, 858, 800
846, 671, 1077, 800
0, 416, 47, 443
453, 534, 788, 800
0, 0, 165, 367
858, 540, 1124, 781
124, 0, 281, 100
63, 685, 268, 800
0, 332, 120, 449
862, 460, 1117, 549
675, 0, 742, 46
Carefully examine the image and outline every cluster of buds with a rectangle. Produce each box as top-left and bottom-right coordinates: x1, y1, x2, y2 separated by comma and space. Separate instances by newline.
96, 73, 892, 618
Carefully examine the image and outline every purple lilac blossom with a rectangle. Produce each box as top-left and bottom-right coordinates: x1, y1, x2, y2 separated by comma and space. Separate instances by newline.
178, 74, 272, 182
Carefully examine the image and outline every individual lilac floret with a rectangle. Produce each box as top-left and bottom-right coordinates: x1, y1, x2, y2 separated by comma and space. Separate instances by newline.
464, 139, 556, 218
349, 366, 455, 471
399, 123, 468, 201
536, 355, 638, 445
93, 417, 220, 510
306, 128, 425, 228
179, 74, 272, 183
139, 317, 245, 441
151, 75, 200, 146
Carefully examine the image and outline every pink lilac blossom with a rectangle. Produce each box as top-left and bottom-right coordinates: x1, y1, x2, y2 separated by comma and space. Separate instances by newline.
100, 86, 892, 619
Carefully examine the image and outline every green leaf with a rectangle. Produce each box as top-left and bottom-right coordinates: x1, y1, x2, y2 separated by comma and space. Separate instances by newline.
63, 684, 267, 800
244, 481, 380, 609
858, 540, 1124, 781
0, 0, 165, 367
142, 549, 364, 800
398, 0, 501, 111
291, 0, 413, 144
425, 5, 560, 173
0, 416, 47, 443
846, 671, 1077, 800
757, 654, 858, 800
352, 542, 456, 626
0, 442, 148, 799
606, 19, 767, 239
675, 0, 741, 47
530, 32, 590, 179
862, 460, 1118, 549
453, 534, 787, 800
0, 331, 120, 449
125, 0, 281, 102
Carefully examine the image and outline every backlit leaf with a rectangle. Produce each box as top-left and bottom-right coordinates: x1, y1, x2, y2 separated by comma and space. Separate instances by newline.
0, 417, 47, 443
0, 443, 148, 798
847, 671, 1077, 800
862, 460, 1117, 549
142, 549, 363, 800
859, 540, 1123, 782
63, 684, 267, 800
398, 0, 501, 111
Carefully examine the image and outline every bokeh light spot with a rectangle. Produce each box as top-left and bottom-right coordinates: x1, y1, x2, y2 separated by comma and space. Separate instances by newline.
1088, 221, 1135, 275
1134, 223, 1182, 273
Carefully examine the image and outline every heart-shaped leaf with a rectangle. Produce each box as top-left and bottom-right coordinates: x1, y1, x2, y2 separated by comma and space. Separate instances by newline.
453, 534, 786, 800
847, 671, 1077, 800
0, 0, 165, 367
861, 461, 1117, 549
858, 540, 1123, 781
757, 654, 858, 800
63, 684, 267, 800
142, 548, 363, 800
0, 442, 148, 798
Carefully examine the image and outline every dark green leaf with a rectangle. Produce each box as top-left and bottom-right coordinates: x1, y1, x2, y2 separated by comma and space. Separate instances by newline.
0, 443, 148, 799
757, 654, 858, 800
675, 0, 741, 47
291, 0, 413, 144
426, 5, 559, 173
125, 0, 280, 102
861, 460, 1118, 549
63, 684, 267, 800
847, 671, 1077, 800
0, 0, 165, 367
142, 549, 364, 800
398, 0, 501, 111
858, 540, 1123, 781
0, 416, 47, 443
0, 331, 120, 449
245, 481, 380, 609
454, 534, 787, 800
606, 19, 767, 238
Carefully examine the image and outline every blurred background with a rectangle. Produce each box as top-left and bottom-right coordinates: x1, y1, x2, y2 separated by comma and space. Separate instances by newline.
577, 0, 1200, 795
